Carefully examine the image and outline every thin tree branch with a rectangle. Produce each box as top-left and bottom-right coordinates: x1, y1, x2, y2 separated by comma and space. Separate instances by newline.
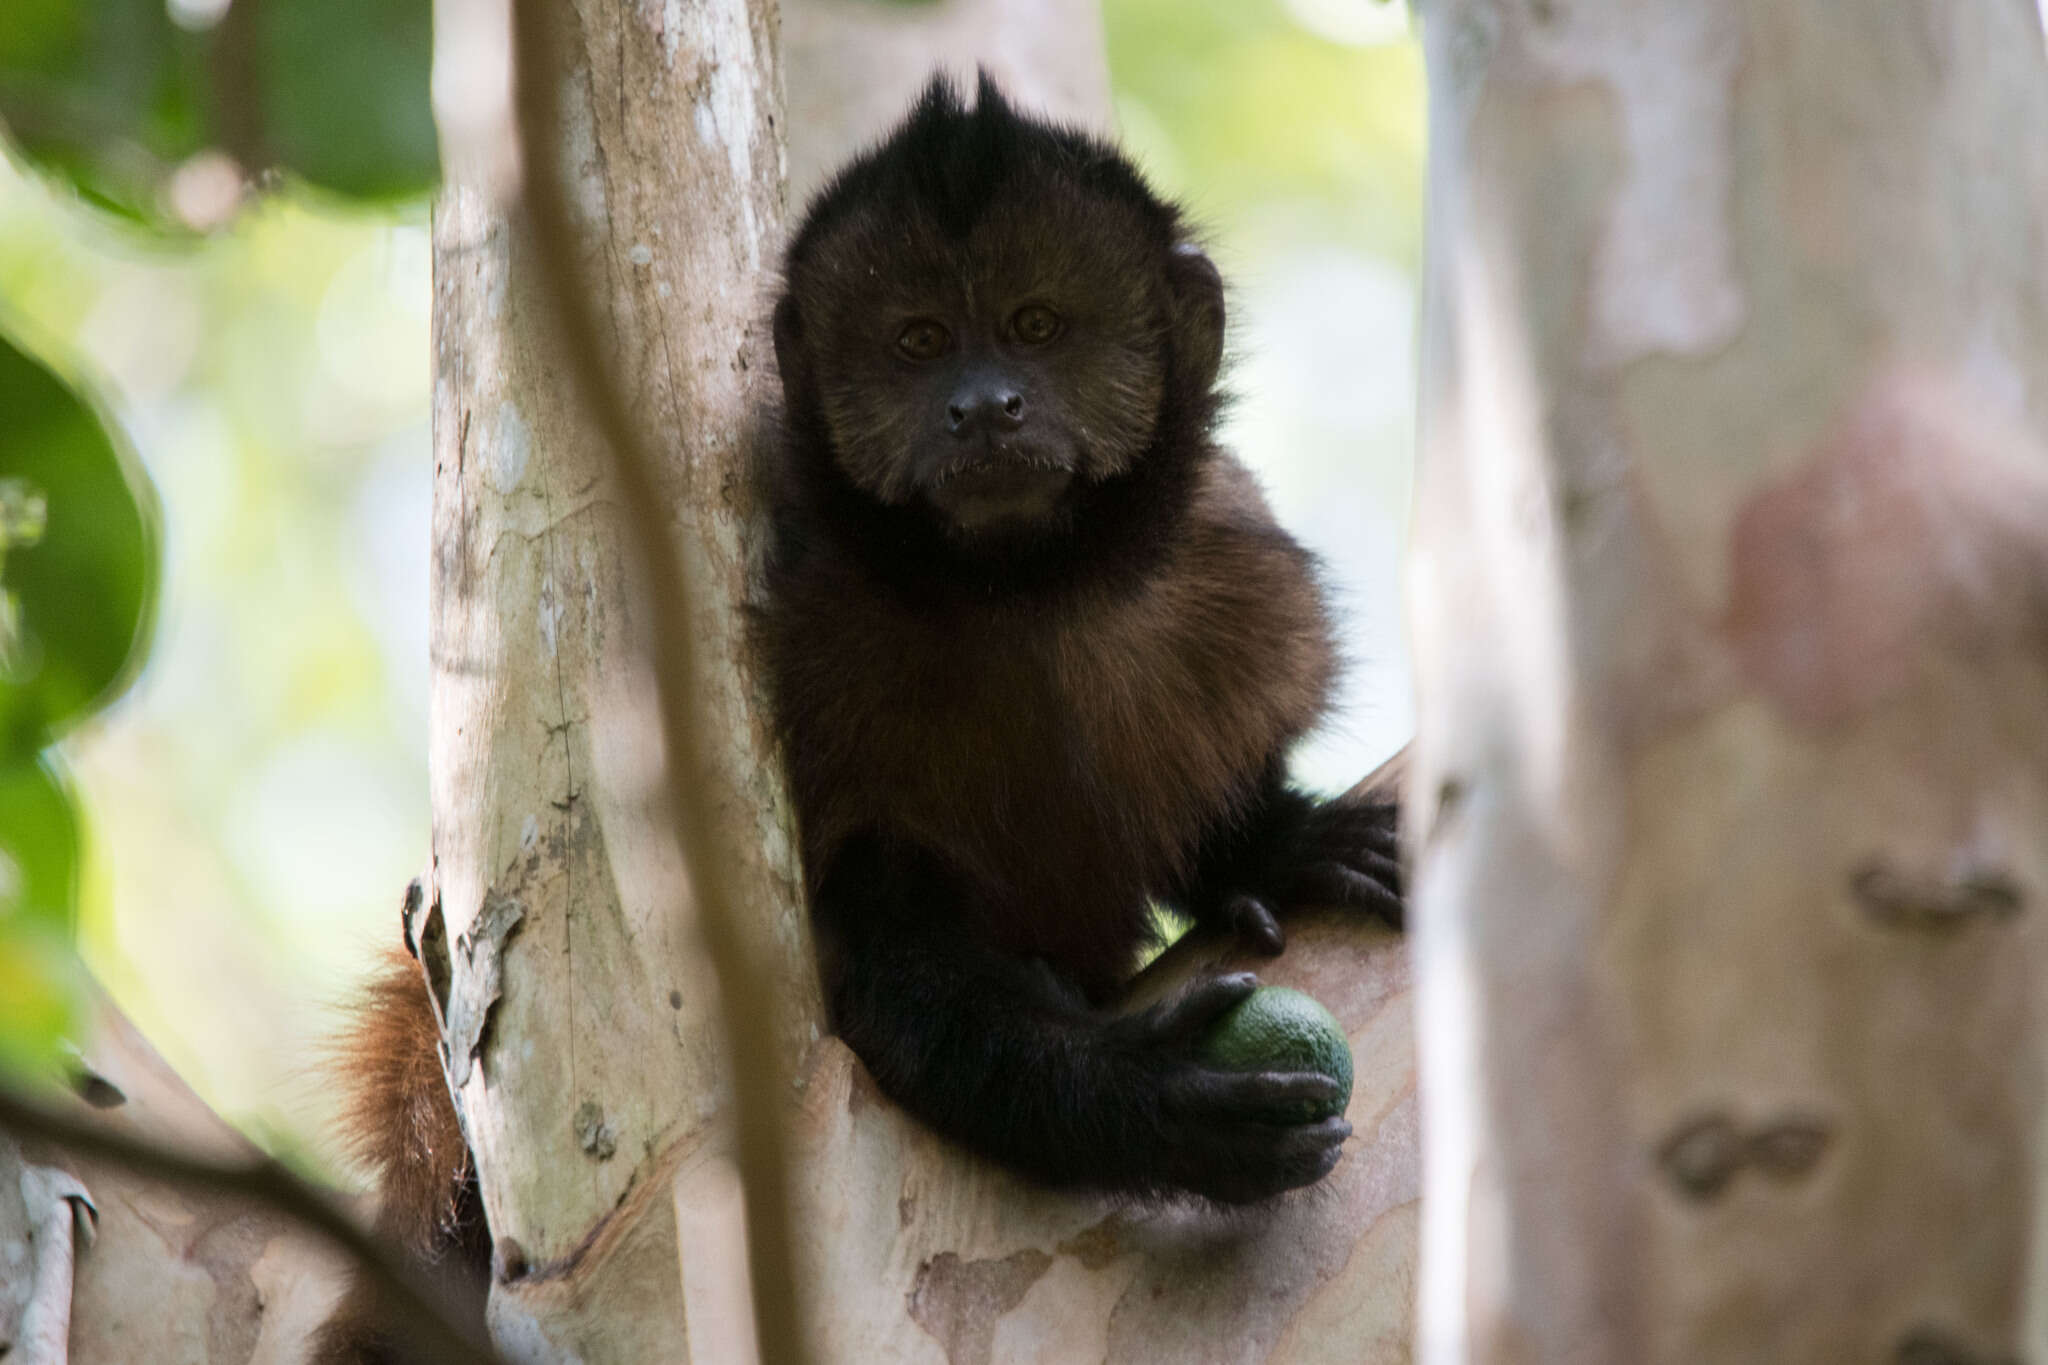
502, 3, 809, 1363
0, 1082, 497, 1365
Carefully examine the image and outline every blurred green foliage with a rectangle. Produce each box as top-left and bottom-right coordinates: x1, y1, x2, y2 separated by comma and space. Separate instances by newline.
1106, 0, 1422, 263
0, 334, 156, 1068
0, 172, 438, 1129
0, 0, 434, 1082
0, 757, 78, 928
0, 756, 82, 1068
0, 0, 436, 229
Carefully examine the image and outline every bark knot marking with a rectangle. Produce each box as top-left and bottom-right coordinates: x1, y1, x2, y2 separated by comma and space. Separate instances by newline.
1657, 1110, 1831, 1201
573, 1099, 617, 1161
1851, 860, 2024, 934
444, 888, 527, 1089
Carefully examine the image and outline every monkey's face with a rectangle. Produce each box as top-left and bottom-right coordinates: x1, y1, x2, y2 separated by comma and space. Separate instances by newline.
777, 174, 1220, 545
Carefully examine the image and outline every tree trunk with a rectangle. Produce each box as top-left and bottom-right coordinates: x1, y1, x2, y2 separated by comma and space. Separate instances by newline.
426, 0, 807, 1356
1409, 3, 2048, 1361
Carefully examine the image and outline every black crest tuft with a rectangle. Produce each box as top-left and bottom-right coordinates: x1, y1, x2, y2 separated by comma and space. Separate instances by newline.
787, 68, 1181, 266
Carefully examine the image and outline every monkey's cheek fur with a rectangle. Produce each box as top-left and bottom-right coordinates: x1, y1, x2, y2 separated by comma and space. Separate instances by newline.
926, 462, 1075, 534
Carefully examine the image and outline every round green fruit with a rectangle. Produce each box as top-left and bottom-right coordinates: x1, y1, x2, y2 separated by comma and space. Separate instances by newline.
1198, 985, 1353, 1121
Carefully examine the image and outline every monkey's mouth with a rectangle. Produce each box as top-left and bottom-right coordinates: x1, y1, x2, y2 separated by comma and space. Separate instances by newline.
924, 451, 1075, 533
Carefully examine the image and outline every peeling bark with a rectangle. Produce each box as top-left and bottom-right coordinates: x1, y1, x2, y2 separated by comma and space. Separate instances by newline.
1411, 3, 2048, 1361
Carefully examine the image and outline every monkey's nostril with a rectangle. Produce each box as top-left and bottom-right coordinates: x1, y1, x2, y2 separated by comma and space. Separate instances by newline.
946, 404, 967, 430
1003, 394, 1024, 418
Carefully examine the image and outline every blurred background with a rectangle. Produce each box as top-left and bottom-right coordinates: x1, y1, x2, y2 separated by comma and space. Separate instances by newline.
0, 0, 1422, 1168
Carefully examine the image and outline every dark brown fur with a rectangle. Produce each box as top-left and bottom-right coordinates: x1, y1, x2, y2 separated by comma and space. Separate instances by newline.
763, 457, 1335, 999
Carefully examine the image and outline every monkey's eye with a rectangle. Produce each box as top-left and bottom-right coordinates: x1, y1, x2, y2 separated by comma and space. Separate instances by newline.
896, 320, 951, 361
1011, 304, 1061, 346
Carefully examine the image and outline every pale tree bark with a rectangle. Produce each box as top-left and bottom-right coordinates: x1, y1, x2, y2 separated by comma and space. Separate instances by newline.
1409, 3, 2048, 1363
426, 0, 809, 1357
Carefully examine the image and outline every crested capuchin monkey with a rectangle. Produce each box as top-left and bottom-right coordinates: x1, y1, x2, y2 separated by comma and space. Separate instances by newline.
761, 71, 1402, 1205
313, 72, 1402, 1364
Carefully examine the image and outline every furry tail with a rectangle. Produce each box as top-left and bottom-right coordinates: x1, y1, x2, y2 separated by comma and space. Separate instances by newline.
310, 949, 492, 1364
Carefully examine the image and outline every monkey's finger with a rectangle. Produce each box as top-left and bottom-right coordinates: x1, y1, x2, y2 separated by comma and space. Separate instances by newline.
1311, 799, 1398, 844
1167, 1067, 1345, 1119
1327, 809, 1402, 861
1292, 862, 1403, 924
1224, 895, 1286, 956
1171, 1115, 1351, 1204
1325, 846, 1403, 895
1142, 972, 1260, 1040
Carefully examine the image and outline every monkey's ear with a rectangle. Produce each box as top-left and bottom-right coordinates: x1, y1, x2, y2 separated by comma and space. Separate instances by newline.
1167, 243, 1225, 392
772, 295, 809, 397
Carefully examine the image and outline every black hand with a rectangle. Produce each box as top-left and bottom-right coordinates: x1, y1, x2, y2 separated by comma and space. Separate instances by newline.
1105, 973, 1352, 1204
1271, 796, 1404, 928
819, 835, 1352, 1204
1182, 762, 1405, 945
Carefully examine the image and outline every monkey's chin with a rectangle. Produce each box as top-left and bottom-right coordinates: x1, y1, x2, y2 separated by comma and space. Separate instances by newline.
925, 464, 1075, 540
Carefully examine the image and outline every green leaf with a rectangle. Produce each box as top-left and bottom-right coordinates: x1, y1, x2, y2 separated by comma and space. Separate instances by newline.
0, 754, 79, 935
262, 0, 439, 201
0, 0, 436, 227
0, 752, 81, 1068
0, 0, 211, 227
0, 334, 159, 755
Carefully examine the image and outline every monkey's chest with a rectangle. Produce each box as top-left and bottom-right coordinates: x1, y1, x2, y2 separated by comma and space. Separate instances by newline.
793, 602, 1301, 979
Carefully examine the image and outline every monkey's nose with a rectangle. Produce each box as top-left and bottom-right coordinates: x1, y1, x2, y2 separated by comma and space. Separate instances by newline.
945, 385, 1027, 436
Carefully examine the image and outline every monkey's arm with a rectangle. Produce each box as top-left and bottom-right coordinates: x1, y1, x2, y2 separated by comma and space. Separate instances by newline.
1178, 755, 1405, 953
817, 832, 1351, 1204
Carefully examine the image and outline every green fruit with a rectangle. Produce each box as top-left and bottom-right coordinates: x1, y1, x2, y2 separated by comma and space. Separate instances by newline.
1198, 985, 1353, 1121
